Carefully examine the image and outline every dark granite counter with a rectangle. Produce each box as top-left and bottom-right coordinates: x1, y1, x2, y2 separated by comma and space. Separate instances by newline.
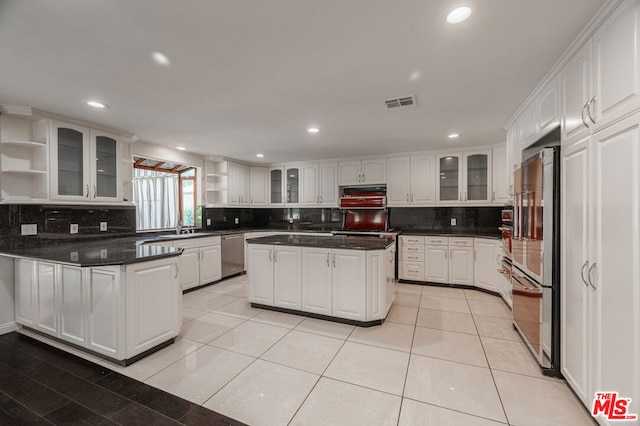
0, 238, 182, 267
398, 231, 501, 240
246, 235, 395, 250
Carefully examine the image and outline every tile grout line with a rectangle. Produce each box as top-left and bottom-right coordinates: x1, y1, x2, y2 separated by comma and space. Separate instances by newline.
396, 292, 421, 426
285, 320, 359, 425
466, 293, 512, 425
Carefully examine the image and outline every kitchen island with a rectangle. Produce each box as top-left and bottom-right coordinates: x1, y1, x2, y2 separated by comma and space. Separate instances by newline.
0, 239, 183, 365
247, 235, 396, 326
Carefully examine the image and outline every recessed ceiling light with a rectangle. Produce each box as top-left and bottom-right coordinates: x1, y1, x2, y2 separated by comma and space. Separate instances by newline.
86, 101, 108, 109
256, 153, 264, 158
176, 146, 187, 151
307, 127, 320, 133
445, 156, 453, 160
447, 6, 471, 24
151, 51, 171, 67
448, 133, 459, 139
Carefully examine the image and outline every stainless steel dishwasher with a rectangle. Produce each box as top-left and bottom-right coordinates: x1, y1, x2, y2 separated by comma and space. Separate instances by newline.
221, 234, 244, 278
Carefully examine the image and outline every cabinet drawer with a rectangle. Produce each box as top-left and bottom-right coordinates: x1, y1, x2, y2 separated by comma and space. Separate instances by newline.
425, 237, 448, 246
400, 235, 424, 245
402, 253, 425, 262
448, 237, 473, 247
402, 263, 424, 280
402, 245, 424, 254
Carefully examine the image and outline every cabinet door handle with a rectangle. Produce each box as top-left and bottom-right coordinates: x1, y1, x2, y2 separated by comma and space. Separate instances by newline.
474, 250, 477, 261
268, 249, 272, 262
581, 103, 590, 128
588, 262, 597, 288
445, 249, 448, 259
85, 184, 89, 198
496, 253, 501, 265
319, 195, 323, 203
459, 192, 461, 202
93, 185, 97, 198
362, 174, 365, 182
274, 249, 278, 263
326, 253, 330, 267
411, 193, 414, 202
580, 260, 589, 286
587, 97, 597, 124
492, 190, 496, 202
332, 253, 336, 268
464, 192, 467, 202
406, 193, 409, 203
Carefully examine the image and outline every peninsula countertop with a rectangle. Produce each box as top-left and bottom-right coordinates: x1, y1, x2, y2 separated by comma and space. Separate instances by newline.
0, 238, 182, 267
246, 234, 395, 250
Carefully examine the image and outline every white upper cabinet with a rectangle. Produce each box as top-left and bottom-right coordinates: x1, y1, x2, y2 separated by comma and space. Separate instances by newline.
302, 162, 338, 206
338, 158, 386, 185
492, 144, 510, 204
436, 150, 491, 204
522, 77, 560, 148
592, 0, 640, 130
285, 164, 301, 205
227, 161, 250, 206
269, 167, 284, 205
249, 166, 268, 206
50, 120, 123, 203
561, 41, 593, 146
387, 155, 435, 206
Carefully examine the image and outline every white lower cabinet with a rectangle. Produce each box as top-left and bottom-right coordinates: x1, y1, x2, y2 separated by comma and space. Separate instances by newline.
125, 259, 180, 358
301, 248, 333, 316
473, 238, 501, 292
13, 257, 180, 362
199, 243, 222, 285
150, 236, 222, 291
251, 244, 394, 322
273, 246, 302, 310
86, 266, 122, 358
448, 238, 474, 285
425, 245, 448, 284
331, 249, 367, 321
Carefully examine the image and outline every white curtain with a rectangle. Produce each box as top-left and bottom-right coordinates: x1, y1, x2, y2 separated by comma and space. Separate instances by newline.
133, 169, 179, 230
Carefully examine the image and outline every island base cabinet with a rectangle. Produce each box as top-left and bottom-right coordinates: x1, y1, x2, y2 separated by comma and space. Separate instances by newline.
13, 258, 180, 363
331, 250, 367, 322
248, 245, 275, 305
273, 247, 302, 310
14, 259, 36, 328
86, 266, 123, 359
301, 248, 332, 316
366, 246, 395, 321
59, 265, 85, 347
125, 259, 180, 359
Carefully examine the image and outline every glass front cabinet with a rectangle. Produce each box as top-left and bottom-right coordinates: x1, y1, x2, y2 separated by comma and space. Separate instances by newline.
50, 120, 122, 202
269, 167, 284, 205
437, 151, 491, 204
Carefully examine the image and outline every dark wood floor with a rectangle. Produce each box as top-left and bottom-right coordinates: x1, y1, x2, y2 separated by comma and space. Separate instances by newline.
0, 332, 246, 425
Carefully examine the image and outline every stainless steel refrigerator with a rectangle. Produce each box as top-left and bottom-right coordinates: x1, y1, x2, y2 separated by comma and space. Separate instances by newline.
512, 147, 561, 377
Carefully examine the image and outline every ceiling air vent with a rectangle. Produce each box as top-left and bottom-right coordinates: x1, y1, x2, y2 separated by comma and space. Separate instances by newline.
384, 95, 418, 109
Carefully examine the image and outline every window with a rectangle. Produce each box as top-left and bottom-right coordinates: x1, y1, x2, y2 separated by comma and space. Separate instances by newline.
132, 157, 198, 231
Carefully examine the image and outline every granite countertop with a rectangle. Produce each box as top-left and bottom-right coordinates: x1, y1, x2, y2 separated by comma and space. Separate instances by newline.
0, 238, 183, 267
397, 230, 501, 240
246, 234, 395, 250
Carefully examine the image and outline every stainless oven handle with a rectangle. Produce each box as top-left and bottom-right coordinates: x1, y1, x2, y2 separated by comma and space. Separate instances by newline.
580, 260, 589, 286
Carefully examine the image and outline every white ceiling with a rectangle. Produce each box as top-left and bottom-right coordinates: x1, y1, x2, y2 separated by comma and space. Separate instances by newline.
0, 0, 606, 164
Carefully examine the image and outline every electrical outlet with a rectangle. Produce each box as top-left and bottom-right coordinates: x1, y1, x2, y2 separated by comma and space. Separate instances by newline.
21, 224, 37, 236
206, 218, 211, 226
234, 217, 239, 224
100, 249, 108, 259
100, 222, 108, 231
70, 224, 79, 234
451, 218, 457, 226
70, 252, 79, 262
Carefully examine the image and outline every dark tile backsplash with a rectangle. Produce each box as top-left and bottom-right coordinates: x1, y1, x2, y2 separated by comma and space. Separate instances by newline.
389, 207, 502, 235
204, 207, 343, 231
0, 204, 136, 248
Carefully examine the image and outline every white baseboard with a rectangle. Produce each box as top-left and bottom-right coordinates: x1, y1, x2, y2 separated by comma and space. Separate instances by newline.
0, 322, 19, 335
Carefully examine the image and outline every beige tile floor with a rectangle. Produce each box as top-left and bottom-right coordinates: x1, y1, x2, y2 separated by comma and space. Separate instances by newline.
71, 275, 595, 426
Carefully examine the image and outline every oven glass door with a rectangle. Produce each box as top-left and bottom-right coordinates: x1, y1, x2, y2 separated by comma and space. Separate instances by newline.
512, 267, 543, 364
